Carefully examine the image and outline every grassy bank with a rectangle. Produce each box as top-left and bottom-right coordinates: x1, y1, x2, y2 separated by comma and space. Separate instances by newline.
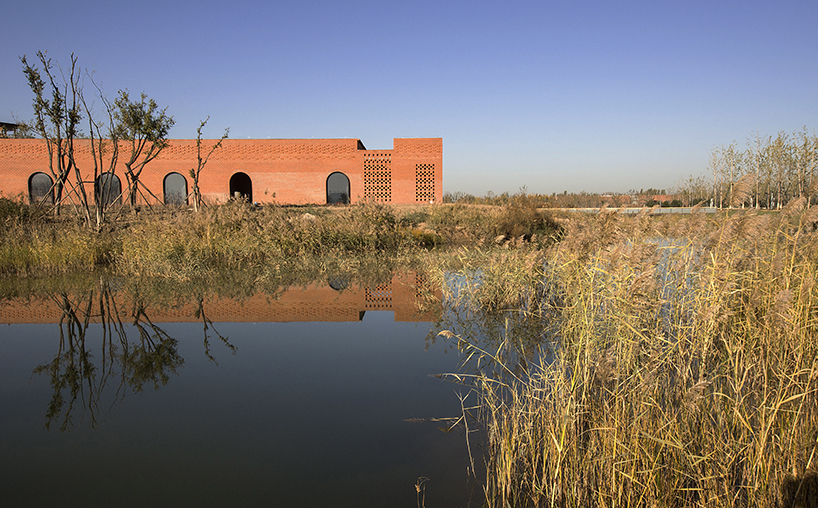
431, 203, 818, 507
0, 198, 563, 277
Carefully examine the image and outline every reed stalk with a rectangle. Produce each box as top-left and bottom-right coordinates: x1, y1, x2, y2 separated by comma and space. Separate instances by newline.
434, 207, 818, 508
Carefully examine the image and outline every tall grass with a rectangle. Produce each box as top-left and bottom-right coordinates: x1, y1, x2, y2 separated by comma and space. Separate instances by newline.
424, 202, 563, 246
0, 224, 117, 275
117, 201, 439, 278
0, 199, 564, 277
0, 201, 434, 277
434, 205, 818, 507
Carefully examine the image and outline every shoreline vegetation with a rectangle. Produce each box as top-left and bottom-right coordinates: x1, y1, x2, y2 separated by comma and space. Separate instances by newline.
430, 201, 818, 508
3, 196, 818, 507
0, 197, 564, 277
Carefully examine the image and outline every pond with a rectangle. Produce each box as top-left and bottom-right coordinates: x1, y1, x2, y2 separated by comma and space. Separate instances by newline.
0, 273, 484, 507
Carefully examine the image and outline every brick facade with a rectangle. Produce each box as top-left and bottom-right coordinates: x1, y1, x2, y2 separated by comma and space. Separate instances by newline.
0, 137, 443, 206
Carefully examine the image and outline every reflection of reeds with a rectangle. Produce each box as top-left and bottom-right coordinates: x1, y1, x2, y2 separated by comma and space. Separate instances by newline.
433, 209, 818, 508
415, 476, 429, 508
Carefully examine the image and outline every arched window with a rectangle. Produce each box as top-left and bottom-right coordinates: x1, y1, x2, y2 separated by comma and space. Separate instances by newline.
96, 173, 122, 206
28, 172, 54, 204
327, 172, 350, 204
164, 172, 188, 205
229, 172, 252, 202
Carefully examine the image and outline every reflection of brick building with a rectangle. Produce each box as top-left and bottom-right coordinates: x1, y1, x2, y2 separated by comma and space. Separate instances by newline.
0, 137, 442, 205
0, 273, 440, 324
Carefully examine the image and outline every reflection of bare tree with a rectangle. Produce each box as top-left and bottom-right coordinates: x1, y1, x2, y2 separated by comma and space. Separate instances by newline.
33, 289, 135, 431
128, 299, 184, 392
33, 280, 184, 431
33, 293, 99, 431
31, 279, 240, 431
194, 294, 236, 364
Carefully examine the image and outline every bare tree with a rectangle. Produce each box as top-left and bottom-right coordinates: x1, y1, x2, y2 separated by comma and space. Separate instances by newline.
21, 52, 84, 216
747, 131, 769, 209
22, 52, 177, 228
793, 127, 818, 204
723, 143, 741, 208
80, 82, 122, 230
189, 117, 229, 212
6, 116, 37, 138
769, 132, 791, 209
707, 128, 818, 210
708, 147, 723, 208
673, 173, 711, 207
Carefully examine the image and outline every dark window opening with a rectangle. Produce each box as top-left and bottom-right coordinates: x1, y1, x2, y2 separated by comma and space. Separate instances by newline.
327, 172, 350, 204
96, 173, 122, 206
164, 172, 188, 205
29, 172, 54, 205
229, 172, 253, 202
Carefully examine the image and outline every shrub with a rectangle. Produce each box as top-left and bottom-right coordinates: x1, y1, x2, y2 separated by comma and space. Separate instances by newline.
0, 197, 30, 227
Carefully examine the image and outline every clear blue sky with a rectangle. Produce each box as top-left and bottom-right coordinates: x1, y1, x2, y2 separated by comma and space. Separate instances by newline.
2, 0, 817, 195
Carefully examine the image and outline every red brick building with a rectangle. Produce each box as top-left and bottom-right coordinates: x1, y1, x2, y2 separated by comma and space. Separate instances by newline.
0, 137, 443, 206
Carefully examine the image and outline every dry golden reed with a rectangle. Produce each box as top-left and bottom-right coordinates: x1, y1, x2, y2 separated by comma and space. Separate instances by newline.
0, 200, 563, 277
433, 208, 818, 508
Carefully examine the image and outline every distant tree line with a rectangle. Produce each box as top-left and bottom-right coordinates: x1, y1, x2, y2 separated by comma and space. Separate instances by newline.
443, 190, 691, 209
443, 189, 636, 209
709, 128, 818, 209
445, 128, 817, 210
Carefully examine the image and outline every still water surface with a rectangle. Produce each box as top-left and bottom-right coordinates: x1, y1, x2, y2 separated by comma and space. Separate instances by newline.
0, 281, 479, 507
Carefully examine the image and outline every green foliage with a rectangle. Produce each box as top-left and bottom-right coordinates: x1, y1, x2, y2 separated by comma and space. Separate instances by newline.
426, 203, 489, 242
113, 90, 174, 144
0, 219, 116, 275
492, 202, 563, 241
20, 52, 85, 217
425, 202, 563, 246
113, 90, 175, 206
116, 202, 439, 278
397, 208, 430, 227
21, 52, 83, 141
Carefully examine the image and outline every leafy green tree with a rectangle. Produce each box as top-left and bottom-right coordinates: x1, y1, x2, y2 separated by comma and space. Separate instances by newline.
112, 90, 175, 207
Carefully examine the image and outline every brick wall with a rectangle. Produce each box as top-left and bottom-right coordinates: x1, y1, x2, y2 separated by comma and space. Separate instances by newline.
0, 137, 443, 205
